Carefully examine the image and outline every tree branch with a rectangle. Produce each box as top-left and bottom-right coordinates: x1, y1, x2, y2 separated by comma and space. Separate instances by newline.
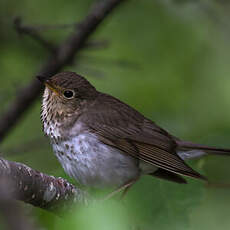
0, 177, 38, 230
0, 0, 125, 142
0, 157, 89, 212
14, 17, 108, 51
14, 17, 57, 52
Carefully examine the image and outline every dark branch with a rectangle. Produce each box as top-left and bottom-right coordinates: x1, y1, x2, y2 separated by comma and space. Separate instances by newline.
14, 17, 56, 52
79, 54, 141, 70
0, 157, 89, 212
83, 40, 109, 50
0, 0, 125, 142
0, 177, 37, 230
14, 16, 108, 51
14, 20, 78, 32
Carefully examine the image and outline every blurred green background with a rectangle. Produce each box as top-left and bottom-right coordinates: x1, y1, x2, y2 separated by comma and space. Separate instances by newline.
1, 0, 230, 229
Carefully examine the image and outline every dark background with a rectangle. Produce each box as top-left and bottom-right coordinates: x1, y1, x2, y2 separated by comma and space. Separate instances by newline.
1, 0, 230, 229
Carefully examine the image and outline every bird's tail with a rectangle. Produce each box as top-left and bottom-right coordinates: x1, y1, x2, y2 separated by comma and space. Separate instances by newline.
176, 140, 230, 158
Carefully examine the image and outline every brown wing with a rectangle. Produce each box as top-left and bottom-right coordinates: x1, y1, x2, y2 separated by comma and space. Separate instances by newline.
79, 93, 206, 181
150, 169, 187, 184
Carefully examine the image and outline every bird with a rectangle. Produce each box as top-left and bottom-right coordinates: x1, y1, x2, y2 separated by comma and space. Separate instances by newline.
38, 71, 230, 195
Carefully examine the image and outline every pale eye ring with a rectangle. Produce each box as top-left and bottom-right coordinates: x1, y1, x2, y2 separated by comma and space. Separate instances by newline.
63, 90, 75, 99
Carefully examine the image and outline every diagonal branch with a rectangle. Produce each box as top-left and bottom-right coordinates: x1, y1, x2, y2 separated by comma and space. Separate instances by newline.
0, 0, 125, 142
0, 157, 89, 212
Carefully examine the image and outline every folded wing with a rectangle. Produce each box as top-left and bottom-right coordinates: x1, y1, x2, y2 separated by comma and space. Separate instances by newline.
79, 94, 206, 181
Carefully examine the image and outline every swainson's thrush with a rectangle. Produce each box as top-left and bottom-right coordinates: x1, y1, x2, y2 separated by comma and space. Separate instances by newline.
38, 72, 230, 191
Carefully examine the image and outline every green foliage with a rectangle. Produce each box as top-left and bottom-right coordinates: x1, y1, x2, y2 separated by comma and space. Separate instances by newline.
1, 0, 230, 229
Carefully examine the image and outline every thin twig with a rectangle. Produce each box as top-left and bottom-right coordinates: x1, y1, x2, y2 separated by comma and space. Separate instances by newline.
14, 21, 78, 32
0, 0, 125, 142
83, 40, 109, 49
79, 54, 141, 70
14, 17, 108, 51
206, 182, 230, 189
14, 17, 57, 52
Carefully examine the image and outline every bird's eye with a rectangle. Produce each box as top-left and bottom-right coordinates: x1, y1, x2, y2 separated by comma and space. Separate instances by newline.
63, 90, 74, 99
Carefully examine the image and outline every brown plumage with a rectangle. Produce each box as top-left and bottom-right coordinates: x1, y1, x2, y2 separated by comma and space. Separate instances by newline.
77, 92, 205, 182
38, 71, 230, 190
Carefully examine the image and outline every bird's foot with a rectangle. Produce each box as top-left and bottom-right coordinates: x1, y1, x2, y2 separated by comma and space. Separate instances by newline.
102, 179, 137, 201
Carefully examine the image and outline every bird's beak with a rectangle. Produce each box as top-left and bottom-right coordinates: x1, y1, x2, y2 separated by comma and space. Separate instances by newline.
36, 75, 59, 95
36, 75, 47, 83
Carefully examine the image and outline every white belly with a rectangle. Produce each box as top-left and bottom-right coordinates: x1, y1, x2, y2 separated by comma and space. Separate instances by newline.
52, 133, 140, 188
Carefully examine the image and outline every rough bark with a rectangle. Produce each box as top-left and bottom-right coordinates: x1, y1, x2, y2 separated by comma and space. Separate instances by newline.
0, 157, 89, 212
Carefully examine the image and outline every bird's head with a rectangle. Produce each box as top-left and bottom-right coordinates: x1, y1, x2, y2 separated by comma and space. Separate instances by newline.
38, 71, 97, 125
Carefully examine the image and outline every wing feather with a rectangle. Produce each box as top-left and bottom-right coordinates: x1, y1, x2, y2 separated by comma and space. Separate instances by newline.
79, 93, 206, 181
